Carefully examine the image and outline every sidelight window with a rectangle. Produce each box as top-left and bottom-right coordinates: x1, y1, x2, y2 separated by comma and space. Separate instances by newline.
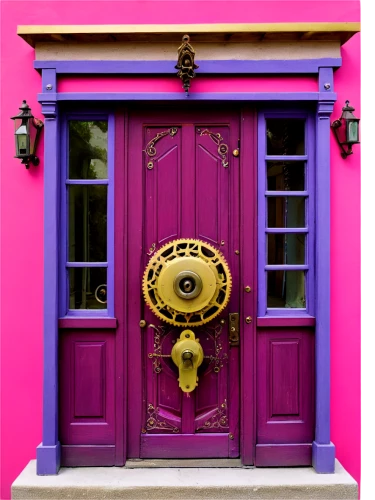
61, 115, 114, 316
258, 112, 315, 316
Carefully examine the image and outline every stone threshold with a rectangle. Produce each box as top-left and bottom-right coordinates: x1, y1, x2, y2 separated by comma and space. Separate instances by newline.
125, 458, 244, 468
12, 459, 358, 500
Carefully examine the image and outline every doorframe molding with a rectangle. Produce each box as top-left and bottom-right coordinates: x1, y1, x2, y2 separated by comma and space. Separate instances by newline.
33, 59, 343, 75
36, 65, 337, 475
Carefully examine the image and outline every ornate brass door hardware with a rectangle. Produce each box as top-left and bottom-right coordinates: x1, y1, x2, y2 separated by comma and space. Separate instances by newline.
197, 128, 229, 168
142, 239, 232, 327
175, 35, 199, 95
228, 313, 239, 346
171, 330, 204, 393
144, 128, 178, 170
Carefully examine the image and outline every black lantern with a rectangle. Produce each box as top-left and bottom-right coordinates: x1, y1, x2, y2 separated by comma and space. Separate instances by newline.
11, 100, 44, 168
331, 100, 360, 159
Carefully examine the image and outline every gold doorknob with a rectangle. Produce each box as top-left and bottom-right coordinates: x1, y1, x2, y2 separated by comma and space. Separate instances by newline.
171, 330, 204, 393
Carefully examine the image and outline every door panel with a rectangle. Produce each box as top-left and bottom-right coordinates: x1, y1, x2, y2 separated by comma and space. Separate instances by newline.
128, 109, 240, 458
257, 328, 315, 444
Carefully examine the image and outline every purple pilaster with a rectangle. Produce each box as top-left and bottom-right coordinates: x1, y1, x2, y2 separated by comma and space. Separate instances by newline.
36, 68, 61, 475
313, 67, 336, 473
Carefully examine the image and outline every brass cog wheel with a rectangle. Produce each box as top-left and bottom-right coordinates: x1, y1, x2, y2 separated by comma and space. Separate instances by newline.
142, 239, 232, 327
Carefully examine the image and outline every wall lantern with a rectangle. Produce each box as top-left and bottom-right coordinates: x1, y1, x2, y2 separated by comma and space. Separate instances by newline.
331, 100, 360, 159
11, 100, 44, 168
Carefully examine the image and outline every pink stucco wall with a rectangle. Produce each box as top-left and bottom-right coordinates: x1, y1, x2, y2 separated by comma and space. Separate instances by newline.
0, 1, 360, 499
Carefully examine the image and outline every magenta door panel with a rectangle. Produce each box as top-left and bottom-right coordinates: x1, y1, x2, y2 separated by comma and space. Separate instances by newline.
256, 327, 315, 466
59, 330, 116, 465
127, 107, 241, 459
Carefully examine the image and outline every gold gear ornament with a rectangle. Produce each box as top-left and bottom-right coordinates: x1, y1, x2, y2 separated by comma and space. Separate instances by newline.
142, 239, 232, 327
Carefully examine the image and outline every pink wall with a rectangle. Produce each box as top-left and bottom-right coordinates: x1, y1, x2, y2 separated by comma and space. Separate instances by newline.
57, 76, 318, 93
0, 1, 360, 499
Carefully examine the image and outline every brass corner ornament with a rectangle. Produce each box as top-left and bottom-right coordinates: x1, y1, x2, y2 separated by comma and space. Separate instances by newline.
175, 34, 199, 95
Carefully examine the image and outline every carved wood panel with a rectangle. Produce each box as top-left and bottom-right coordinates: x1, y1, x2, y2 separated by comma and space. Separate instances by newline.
257, 328, 314, 444
59, 331, 115, 445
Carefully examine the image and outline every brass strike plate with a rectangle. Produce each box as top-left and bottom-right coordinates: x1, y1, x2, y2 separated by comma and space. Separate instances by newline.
228, 313, 239, 346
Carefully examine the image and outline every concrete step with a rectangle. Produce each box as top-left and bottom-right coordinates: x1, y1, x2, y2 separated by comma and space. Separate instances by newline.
12, 459, 358, 500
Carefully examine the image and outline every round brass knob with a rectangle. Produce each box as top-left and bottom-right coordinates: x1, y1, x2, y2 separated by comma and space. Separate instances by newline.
173, 270, 203, 299
182, 350, 194, 361
245, 316, 252, 324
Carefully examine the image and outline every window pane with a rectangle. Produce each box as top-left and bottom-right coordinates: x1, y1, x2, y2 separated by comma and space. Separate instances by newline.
267, 161, 305, 191
267, 196, 305, 228
69, 267, 107, 310
68, 185, 107, 262
267, 234, 305, 265
267, 271, 306, 308
266, 119, 305, 155
69, 120, 108, 179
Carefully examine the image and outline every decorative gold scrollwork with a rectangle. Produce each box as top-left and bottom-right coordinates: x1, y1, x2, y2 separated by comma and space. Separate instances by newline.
148, 324, 173, 374
146, 404, 179, 433
147, 242, 156, 256
197, 128, 229, 168
144, 128, 178, 157
204, 323, 228, 374
196, 399, 228, 431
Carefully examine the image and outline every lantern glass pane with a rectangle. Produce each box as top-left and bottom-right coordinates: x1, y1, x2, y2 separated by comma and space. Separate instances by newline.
347, 121, 359, 143
29, 120, 39, 154
15, 126, 29, 156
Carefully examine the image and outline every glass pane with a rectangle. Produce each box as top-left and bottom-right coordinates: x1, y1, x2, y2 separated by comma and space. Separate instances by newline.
267, 161, 305, 191
69, 267, 107, 310
266, 119, 305, 155
267, 234, 305, 265
267, 197, 305, 228
347, 121, 359, 143
68, 185, 107, 262
267, 271, 306, 308
69, 120, 108, 179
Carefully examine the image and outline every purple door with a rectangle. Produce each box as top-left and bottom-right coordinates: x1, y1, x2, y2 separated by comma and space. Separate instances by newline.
58, 108, 314, 467
127, 107, 242, 459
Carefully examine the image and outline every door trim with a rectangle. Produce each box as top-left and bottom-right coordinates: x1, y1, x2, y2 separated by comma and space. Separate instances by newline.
239, 108, 257, 464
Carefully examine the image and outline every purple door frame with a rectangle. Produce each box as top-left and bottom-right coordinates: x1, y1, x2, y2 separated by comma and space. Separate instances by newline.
36, 63, 337, 475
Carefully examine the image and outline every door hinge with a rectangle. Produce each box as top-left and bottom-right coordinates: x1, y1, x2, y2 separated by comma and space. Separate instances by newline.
228, 312, 239, 346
